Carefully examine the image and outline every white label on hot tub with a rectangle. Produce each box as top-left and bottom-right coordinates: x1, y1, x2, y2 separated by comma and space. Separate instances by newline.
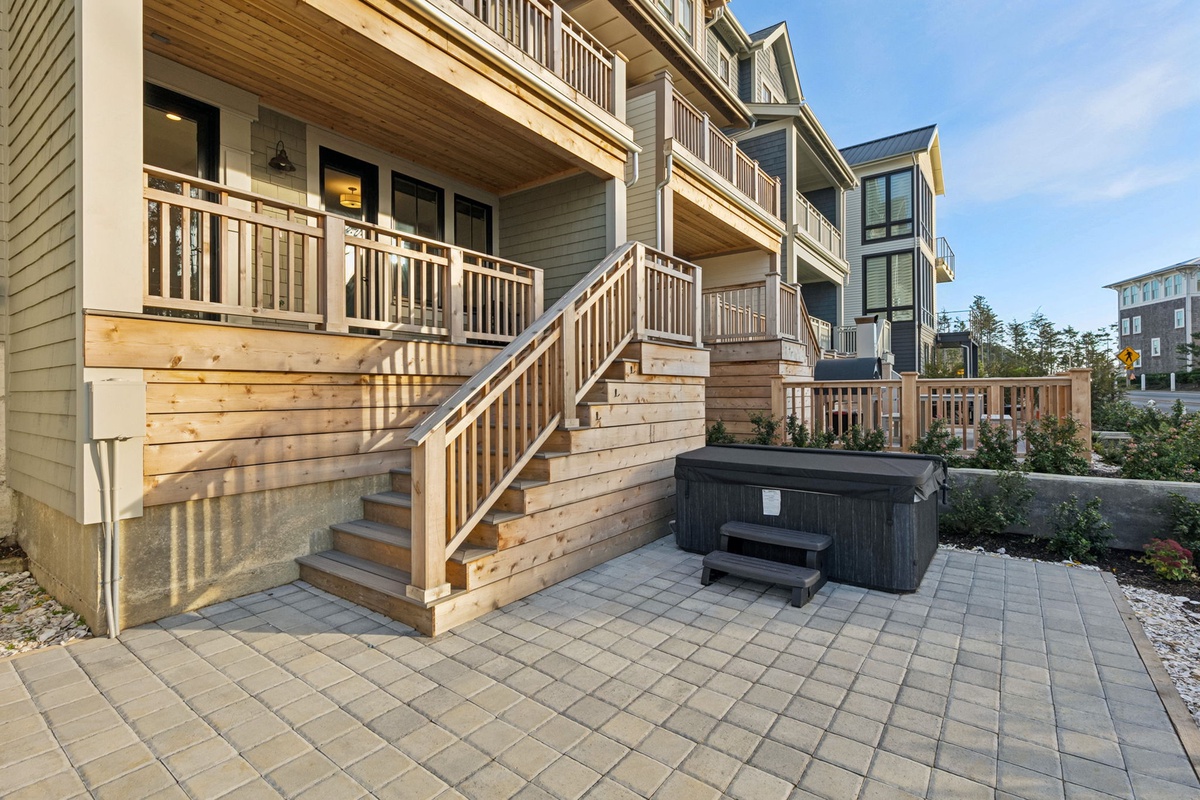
762, 489, 781, 516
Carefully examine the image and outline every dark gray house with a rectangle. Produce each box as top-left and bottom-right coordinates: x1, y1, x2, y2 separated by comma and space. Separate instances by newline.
1105, 257, 1200, 375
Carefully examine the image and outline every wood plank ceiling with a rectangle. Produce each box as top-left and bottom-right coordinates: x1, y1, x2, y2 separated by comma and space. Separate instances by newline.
144, 0, 598, 194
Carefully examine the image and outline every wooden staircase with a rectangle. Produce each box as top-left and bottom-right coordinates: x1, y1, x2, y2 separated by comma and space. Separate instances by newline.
298, 242, 708, 635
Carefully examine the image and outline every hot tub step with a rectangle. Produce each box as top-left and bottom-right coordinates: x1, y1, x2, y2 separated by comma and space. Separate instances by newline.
701, 551, 822, 608
719, 521, 831, 574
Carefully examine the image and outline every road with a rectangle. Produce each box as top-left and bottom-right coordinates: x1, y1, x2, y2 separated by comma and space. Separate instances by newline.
1124, 389, 1200, 413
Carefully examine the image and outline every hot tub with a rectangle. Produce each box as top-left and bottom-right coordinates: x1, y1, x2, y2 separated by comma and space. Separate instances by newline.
674, 445, 948, 592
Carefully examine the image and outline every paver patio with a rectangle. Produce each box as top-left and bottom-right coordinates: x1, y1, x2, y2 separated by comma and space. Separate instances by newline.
2, 540, 1198, 799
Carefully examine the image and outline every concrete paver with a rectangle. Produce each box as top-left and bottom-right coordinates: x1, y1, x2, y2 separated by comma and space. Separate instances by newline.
1, 543, 1198, 798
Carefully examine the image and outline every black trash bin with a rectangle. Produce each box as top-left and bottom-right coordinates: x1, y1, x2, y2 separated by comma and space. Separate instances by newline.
674, 444, 947, 592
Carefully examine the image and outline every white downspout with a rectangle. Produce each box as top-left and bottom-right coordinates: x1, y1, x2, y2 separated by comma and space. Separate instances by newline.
655, 150, 674, 251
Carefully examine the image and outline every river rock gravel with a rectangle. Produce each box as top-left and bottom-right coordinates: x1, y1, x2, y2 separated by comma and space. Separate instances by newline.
0, 571, 90, 657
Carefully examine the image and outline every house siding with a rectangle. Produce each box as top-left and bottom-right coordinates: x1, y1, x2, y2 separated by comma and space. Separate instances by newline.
801, 281, 837, 325
755, 48, 786, 102
499, 173, 607, 302
3, 0, 78, 516
737, 130, 788, 206
803, 187, 837, 227
625, 91, 658, 249
250, 107, 307, 205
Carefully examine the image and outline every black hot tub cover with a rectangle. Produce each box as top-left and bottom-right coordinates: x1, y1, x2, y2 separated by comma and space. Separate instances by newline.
674, 444, 947, 503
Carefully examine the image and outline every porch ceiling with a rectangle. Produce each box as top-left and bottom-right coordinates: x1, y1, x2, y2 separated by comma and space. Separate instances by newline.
669, 162, 783, 260
673, 190, 767, 261
144, 0, 622, 194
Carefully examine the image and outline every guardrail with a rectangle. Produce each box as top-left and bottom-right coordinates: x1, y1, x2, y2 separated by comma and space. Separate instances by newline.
701, 276, 804, 344
143, 166, 541, 343
794, 192, 843, 260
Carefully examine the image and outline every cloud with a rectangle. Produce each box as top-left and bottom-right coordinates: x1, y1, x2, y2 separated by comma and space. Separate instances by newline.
947, 3, 1200, 206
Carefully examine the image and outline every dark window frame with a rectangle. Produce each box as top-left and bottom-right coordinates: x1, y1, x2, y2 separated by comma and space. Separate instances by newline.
319, 146, 379, 225
391, 171, 445, 241
861, 167, 914, 244
454, 194, 493, 255
862, 248, 916, 323
144, 83, 220, 181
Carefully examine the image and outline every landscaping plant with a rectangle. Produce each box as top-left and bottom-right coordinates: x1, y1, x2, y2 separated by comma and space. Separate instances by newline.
1139, 539, 1198, 582
785, 415, 835, 449
746, 412, 781, 445
839, 424, 887, 452
966, 420, 1019, 471
705, 420, 737, 445
909, 419, 964, 468
1047, 495, 1112, 563
1023, 416, 1089, 476
940, 468, 1034, 536
1163, 492, 1200, 552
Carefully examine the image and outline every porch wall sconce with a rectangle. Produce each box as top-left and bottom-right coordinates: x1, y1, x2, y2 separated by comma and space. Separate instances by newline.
268, 140, 297, 173
340, 186, 362, 209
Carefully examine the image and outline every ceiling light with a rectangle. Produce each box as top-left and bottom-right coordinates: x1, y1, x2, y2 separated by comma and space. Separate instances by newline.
165, 112, 183, 122
339, 186, 362, 209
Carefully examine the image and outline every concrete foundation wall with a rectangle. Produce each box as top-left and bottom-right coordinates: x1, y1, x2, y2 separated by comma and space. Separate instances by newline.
17, 473, 389, 634
945, 468, 1200, 551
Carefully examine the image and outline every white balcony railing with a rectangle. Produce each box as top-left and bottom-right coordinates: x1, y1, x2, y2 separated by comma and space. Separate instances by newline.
793, 192, 843, 261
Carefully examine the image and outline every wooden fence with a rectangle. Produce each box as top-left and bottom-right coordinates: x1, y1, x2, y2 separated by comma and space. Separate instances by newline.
771, 370, 1093, 452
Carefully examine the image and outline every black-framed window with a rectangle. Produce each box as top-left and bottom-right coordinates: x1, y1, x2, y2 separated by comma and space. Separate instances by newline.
144, 84, 220, 181
863, 168, 913, 242
319, 147, 379, 225
863, 250, 914, 322
393, 172, 444, 240
918, 174, 934, 248
454, 195, 493, 254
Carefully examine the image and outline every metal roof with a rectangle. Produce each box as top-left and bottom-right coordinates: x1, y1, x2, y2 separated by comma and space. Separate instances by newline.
840, 125, 938, 166
1102, 256, 1200, 289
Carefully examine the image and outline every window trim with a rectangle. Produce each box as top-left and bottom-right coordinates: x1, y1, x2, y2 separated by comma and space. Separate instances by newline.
861, 167, 915, 244
1151, 337, 1161, 357
862, 248, 916, 323
1176, 308, 1186, 329
1132, 315, 1142, 334
1121, 318, 1130, 335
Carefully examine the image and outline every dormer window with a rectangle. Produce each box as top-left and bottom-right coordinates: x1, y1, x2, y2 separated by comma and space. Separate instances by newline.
719, 53, 730, 83
656, 0, 695, 44
759, 82, 774, 103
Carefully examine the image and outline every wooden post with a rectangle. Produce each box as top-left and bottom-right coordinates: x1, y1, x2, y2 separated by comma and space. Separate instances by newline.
611, 52, 627, 122
407, 429, 451, 606
770, 376, 786, 423
752, 162, 761, 204
701, 113, 710, 164
900, 371, 919, 451
765, 272, 781, 340
1068, 368, 1092, 450
532, 268, 545, 320
692, 263, 703, 348
548, 3, 563, 76
320, 217, 348, 332
561, 304, 580, 426
633, 245, 648, 341
448, 248, 465, 344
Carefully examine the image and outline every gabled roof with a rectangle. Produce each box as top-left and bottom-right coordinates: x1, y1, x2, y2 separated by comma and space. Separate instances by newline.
744, 21, 802, 103
748, 22, 785, 42
1103, 257, 1200, 289
840, 124, 943, 195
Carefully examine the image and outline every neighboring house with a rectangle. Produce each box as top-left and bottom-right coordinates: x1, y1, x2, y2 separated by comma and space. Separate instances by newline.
1105, 257, 1200, 375
840, 125, 956, 373
1, 0, 828, 635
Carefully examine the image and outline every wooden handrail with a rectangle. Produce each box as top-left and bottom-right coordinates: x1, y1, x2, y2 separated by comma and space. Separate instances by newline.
404, 242, 699, 603
142, 165, 540, 342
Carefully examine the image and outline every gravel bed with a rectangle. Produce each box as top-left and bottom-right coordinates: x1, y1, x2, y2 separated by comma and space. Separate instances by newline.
0, 571, 90, 657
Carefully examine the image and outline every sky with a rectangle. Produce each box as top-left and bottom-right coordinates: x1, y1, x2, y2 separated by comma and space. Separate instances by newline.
734, 0, 1200, 336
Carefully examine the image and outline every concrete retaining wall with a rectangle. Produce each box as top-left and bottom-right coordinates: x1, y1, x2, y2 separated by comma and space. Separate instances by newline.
945, 468, 1200, 551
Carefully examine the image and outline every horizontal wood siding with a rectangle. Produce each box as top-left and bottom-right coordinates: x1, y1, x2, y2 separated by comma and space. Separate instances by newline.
499, 172, 607, 303
84, 314, 497, 506
705, 341, 812, 439
625, 92, 658, 248
4, 0, 78, 515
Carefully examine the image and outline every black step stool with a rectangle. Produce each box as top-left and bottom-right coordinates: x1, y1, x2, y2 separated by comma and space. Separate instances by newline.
700, 522, 833, 607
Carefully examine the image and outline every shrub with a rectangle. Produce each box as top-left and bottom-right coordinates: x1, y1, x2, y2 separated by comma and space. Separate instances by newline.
1139, 539, 1198, 582
705, 420, 736, 445
910, 419, 964, 468
746, 412, 781, 446
839, 425, 887, 453
1119, 413, 1200, 482
1024, 416, 1089, 476
785, 415, 835, 449
1091, 396, 1140, 432
1163, 493, 1200, 551
967, 420, 1019, 471
941, 469, 1034, 536
1047, 496, 1112, 562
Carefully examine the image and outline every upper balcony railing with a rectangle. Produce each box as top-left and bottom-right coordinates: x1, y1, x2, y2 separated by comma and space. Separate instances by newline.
810, 316, 832, 352
142, 166, 542, 343
671, 93, 780, 218
793, 192, 843, 262
701, 276, 809, 345
936, 236, 956, 283
453, 0, 619, 114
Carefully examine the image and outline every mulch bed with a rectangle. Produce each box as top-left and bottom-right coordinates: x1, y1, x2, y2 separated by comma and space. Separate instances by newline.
940, 530, 1200, 602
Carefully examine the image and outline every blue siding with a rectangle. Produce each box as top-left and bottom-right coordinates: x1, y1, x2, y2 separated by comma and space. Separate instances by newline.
801, 282, 837, 325
737, 130, 788, 205
803, 187, 837, 226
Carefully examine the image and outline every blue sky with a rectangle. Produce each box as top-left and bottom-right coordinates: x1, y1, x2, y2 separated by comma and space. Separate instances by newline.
735, 0, 1200, 335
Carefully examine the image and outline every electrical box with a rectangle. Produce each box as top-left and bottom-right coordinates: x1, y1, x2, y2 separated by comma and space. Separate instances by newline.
89, 381, 147, 440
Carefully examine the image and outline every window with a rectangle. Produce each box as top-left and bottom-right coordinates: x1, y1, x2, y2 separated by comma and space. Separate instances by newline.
1151, 280, 1160, 300
656, 0, 694, 43
1177, 309, 1186, 329
319, 147, 379, 224
1122, 287, 1131, 306
1151, 338, 1161, 357
454, 195, 493, 254
863, 169, 913, 241
1121, 318, 1130, 335
863, 251, 914, 322
1142, 282, 1150, 301
759, 82, 774, 103
918, 174, 934, 247
1131, 284, 1140, 303
1133, 316, 1142, 334
392, 173, 443, 240
718, 53, 730, 84
1175, 275, 1184, 295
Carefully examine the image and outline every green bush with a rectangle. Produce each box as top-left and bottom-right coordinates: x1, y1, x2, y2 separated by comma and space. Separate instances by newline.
746, 412, 781, 446
910, 419, 964, 468
1024, 416, 1089, 476
785, 415, 835, 449
1139, 539, 1198, 582
1047, 495, 1112, 562
705, 420, 736, 445
1119, 411, 1200, 482
967, 420, 1019, 471
941, 469, 1034, 536
1163, 492, 1200, 551
840, 425, 887, 453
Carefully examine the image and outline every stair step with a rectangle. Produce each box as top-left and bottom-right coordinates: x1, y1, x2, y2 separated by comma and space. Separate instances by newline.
719, 522, 832, 552
701, 551, 822, 608
389, 468, 548, 495
297, 551, 460, 632
331, 519, 494, 564
363, 491, 523, 530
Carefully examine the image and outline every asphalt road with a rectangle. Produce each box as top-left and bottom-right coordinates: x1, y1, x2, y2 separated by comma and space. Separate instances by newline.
1124, 389, 1200, 412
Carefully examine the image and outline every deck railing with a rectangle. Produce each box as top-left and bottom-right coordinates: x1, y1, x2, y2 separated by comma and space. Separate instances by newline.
836, 325, 856, 355
772, 370, 1093, 453
810, 317, 832, 352
670, 92, 780, 218
403, 242, 700, 603
142, 166, 541, 343
453, 0, 619, 113
701, 275, 804, 344
936, 236, 956, 282
794, 192, 843, 260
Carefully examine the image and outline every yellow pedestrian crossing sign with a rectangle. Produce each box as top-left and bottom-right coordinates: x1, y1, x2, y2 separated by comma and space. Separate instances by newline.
1116, 347, 1139, 369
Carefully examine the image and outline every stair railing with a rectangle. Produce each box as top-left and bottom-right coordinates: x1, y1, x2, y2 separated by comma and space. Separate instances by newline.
403, 242, 700, 603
